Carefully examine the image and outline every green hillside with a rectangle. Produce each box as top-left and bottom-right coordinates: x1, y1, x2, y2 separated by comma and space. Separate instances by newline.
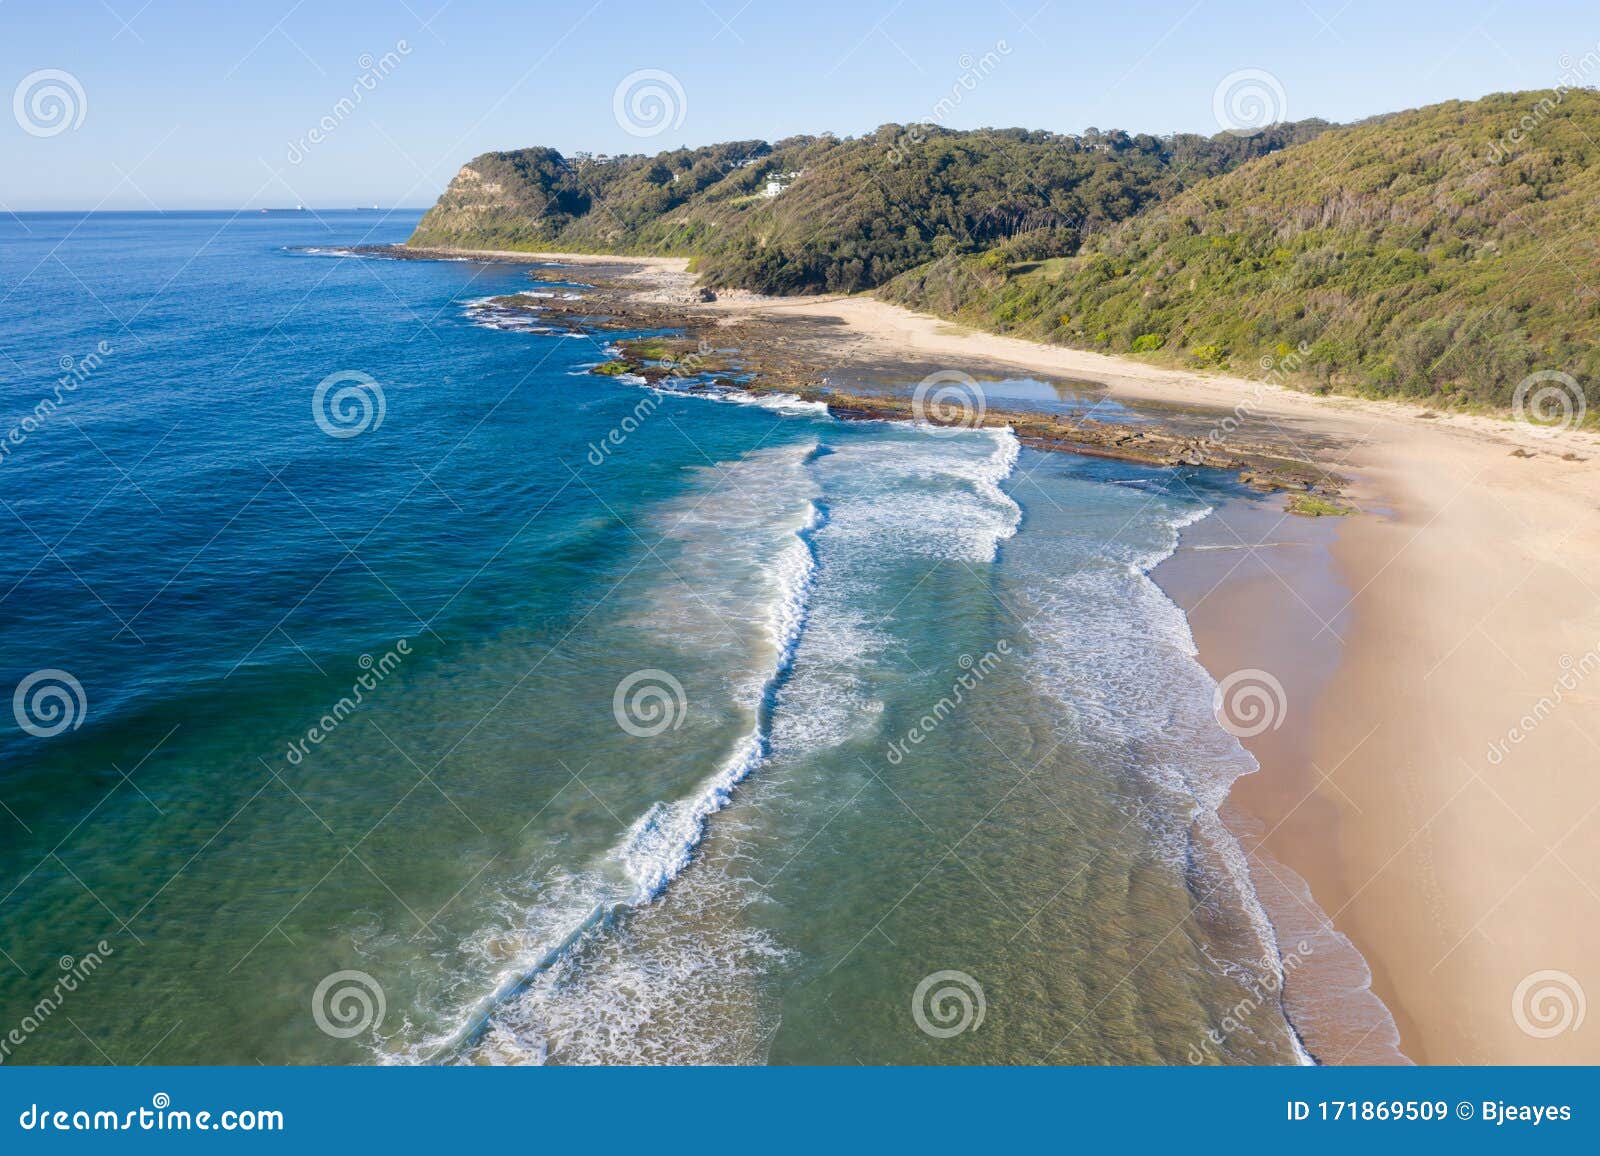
881, 90, 1600, 411
407, 122, 1328, 294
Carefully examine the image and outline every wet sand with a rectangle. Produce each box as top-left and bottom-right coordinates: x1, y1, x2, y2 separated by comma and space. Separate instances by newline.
429, 251, 1600, 1064
715, 289, 1600, 1066
1154, 494, 1409, 1064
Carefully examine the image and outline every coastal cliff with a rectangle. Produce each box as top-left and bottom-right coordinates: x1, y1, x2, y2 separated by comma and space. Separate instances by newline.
408, 122, 1325, 293
411, 90, 1598, 420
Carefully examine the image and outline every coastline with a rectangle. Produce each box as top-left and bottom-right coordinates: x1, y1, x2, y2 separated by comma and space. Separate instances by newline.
379, 244, 694, 273
1153, 491, 1410, 1064
435, 248, 1600, 1064
707, 287, 1600, 1065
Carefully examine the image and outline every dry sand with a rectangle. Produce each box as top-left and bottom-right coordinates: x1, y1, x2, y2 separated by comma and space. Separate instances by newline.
718, 291, 1600, 1065
453, 249, 1600, 1063
407, 246, 694, 274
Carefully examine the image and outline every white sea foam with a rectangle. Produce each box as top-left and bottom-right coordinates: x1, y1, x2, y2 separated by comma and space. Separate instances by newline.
292, 246, 360, 258
1014, 486, 1318, 1063
768, 608, 887, 755
767, 426, 1022, 755
632, 380, 831, 418
464, 427, 1032, 1056
711, 390, 831, 417
809, 425, 1022, 565
391, 445, 821, 1064
467, 861, 787, 1066
615, 493, 820, 902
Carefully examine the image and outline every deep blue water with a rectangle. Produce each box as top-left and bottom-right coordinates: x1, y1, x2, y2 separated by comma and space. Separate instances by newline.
0, 211, 1308, 1065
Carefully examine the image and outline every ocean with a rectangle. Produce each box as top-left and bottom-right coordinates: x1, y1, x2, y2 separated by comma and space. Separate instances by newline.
0, 210, 1308, 1065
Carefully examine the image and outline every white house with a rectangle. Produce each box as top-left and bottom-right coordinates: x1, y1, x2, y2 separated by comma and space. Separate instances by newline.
762, 170, 802, 198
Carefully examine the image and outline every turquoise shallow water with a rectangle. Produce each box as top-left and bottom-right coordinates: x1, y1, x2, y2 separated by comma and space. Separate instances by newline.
0, 211, 1304, 1065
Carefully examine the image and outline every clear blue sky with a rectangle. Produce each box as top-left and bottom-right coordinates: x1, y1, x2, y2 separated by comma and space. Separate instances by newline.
2, 0, 1595, 210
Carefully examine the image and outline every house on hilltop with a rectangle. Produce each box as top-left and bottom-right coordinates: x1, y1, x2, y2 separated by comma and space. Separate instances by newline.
762, 170, 803, 197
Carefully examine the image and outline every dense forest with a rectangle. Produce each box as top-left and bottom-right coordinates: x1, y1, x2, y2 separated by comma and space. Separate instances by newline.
411, 90, 1600, 412
880, 91, 1600, 409
407, 121, 1329, 293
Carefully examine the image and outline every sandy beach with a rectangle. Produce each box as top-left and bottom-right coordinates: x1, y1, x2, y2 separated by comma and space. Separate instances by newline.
397, 245, 696, 274
717, 290, 1600, 1065
451, 249, 1600, 1064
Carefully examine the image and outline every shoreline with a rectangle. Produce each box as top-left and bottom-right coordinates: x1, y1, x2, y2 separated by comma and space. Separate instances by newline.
1153, 492, 1409, 1064
368, 243, 694, 273
430, 246, 1600, 1064
701, 285, 1600, 1066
